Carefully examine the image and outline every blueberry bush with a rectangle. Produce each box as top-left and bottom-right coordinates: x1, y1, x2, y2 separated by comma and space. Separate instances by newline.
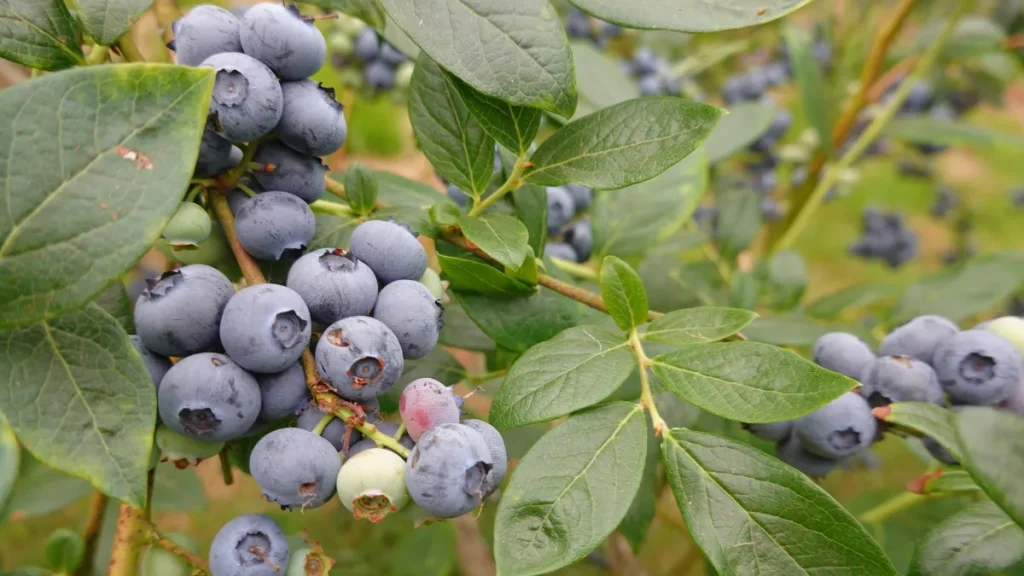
1, 0, 1024, 575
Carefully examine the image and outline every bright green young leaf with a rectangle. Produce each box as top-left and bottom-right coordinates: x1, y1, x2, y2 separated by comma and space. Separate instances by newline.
784, 26, 830, 154
392, 522, 456, 576
805, 284, 896, 319
570, 41, 639, 120
956, 407, 1024, 528
507, 246, 539, 286
513, 185, 548, 257
489, 326, 634, 428
908, 502, 1024, 576
437, 253, 534, 297
0, 0, 85, 71
566, 0, 815, 32
438, 299, 495, 352
0, 305, 155, 507
714, 186, 762, 259
454, 290, 581, 354
877, 402, 962, 462
445, 71, 541, 155
0, 412, 18, 511
525, 97, 722, 189
380, 0, 577, 118
409, 56, 494, 197
885, 117, 1024, 151
77, 0, 153, 45
460, 214, 530, 270
649, 342, 854, 423
921, 470, 980, 495
308, 0, 386, 28
93, 281, 133, 334
495, 402, 647, 576
662, 428, 899, 575
700, 101, 776, 163
600, 256, 648, 331
0, 64, 214, 330
344, 162, 379, 215
1, 452, 92, 519
643, 307, 756, 346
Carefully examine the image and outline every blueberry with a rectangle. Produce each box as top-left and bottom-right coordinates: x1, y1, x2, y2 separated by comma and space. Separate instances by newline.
722, 76, 746, 105
255, 362, 309, 420
546, 187, 576, 234
134, 265, 235, 357
564, 11, 592, 39
158, 353, 261, 442
315, 316, 404, 401
228, 177, 264, 216
933, 329, 1022, 405
349, 220, 428, 284
155, 424, 224, 466
336, 448, 409, 523
277, 80, 347, 156
364, 60, 396, 91
564, 183, 593, 211
353, 29, 380, 61
630, 48, 660, 77
564, 220, 592, 262
860, 356, 944, 407
195, 123, 238, 178
201, 52, 283, 144
235, 191, 315, 261
776, 433, 839, 478
405, 423, 493, 518
209, 514, 289, 576
930, 185, 959, 218
637, 73, 664, 97
761, 197, 783, 222
130, 335, 171, 391
879, 315, 959, 363
763, 61, 789, 86
544, 242, 578, 262
249, 427, 341, 510
461, 419, 507, 496
981, 316, 1024, 356
220, 284, 311, 373
901, 81, 935, 114
286, 249, 378, 325
239, 3, 326, 81
373, 280, 443, 360
379, 43, 408, 67
172, 5, 242, 67
794, 392, 877, 459
812, 332, 875, 381
399, 378, 461, 441
252, 141, 326, 203
744, 420, 793, 442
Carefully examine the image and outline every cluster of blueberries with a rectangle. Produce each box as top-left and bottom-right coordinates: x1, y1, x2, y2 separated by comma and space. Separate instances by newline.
545, 184, 595, 263
747, 314, 1024, 477
564, 9, 622, 47
343, 26, 413, 92
848, 207, 919, 268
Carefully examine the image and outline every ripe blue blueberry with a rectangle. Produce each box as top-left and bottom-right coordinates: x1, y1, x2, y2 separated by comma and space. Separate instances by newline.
353, 29, 380, 61
794, 392, 877, 459
933, 329, 1022, 405
194, 123, 239, 178
565, 219, 593, 262
405, 423, 493, 518
860, 356, 944, 407
879, 315, 959, 363
399, 378, 461, 441
252, 141, 326, 203
336, 448, 408, 523
158, 353, 261, 442
744, 420, 793, 442
461, 419, 507, 496
776, 433, 839, 478
134, 264, 235, 357
277, 80, 347, 156
812, 332, 875, 380
637, 74, 664, 97
220, 284, 312, 373
630, 48, 660, 76
315, 316, 404, 401
235, 191, 315, 261
544, 242, 578, 262
286, 249, 378, 325
255, 362, 309, 420
130, 335, 171, 391
373, 280, 443, 360
546, 187, 576, 235
564, 183, 593, 212
172, 5, 242, 67
249, 427, 341, 510
349, 220, 428, 284
201, 52, 283, 144
239, 3, 326, 81
209, 514, 289, 576
379, 43, 408, 67
364, 60, 396, 91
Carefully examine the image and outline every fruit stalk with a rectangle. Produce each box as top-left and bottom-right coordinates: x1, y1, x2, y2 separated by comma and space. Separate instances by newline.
143, 524, 212, 575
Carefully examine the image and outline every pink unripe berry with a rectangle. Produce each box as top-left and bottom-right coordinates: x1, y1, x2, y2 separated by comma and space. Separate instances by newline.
399, 378, 461, 441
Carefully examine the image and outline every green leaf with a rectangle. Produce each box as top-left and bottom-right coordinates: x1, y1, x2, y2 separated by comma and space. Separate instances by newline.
765, 250, 807, 310
741, 315, 872, 346
344, 162, 379, 215
662, 428, 899, 575
956, 407, 1024, 528
495, 402, 647, 576
453, 290, 581, 354
877, 402, 962, 462
649, 342, 854, 423
93, 281, 132, 333
593, 149, 708, 258
908, 502, 1024, 576
460, 214, 530, 270
700, 101, 776, 163
513, 185, 548, 257
714, 186, 761, 260
77, 0, 153, 45
784, 26, 830, 154
380, 0, 577, 118
0, 64, 214, 330
438, 253, 534, 297
1, 452, 92, 519
600, 256, 648, 331
308, 0, 386, 28
0, 412, 18, 511
570, 41, 638, 120
375, 170, 452, 208
0, 305, 155, 507
643, 307, 756, 346
805, 284, 896, 319
525, 97, 722, 189
311, 212, 359, 250
885, 117, 1024, 151
507, 247, 538, 286
438, 299, 495, 351
151, 463, 206, 512
729, 271, 759, 311
445, 72, 540, 155
392, 522, 456, 576
566, 0, 815, 32
921, 470, 980, 496
489, 326, 634, 428
409, 56, 494, 197
0, 0, 85, 71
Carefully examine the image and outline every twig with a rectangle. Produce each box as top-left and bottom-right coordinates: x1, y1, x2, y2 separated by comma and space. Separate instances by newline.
538, 273, 663, 322
469, 155, 527, 217
144, 468, 156, 523
219, 447, 234, 486
143, 525, 211, 575
107, 504, 145, 576
325, 176, 346, 199
210, 193, 267, 285
77, 491, 109, 576
548, 256, 598, 280
604, 532, 649, 576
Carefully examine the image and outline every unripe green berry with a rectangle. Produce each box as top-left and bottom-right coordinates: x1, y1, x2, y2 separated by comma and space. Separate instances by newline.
394, 62, 415, 90
336, 447, 408, 523
336, 14, 368, 36
156, 223, 235, 271
285, 546, 335, 576
419, 268, 446, 302
329, 32, 354, 55
44, 529, 83, 573
162, 202, 212, 248
984, 316, 1024, 356
142, 533, 198, 576
155, 424, 224, 467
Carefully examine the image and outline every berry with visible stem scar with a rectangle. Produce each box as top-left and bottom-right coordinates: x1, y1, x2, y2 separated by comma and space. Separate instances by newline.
219, 284, 312, 374
794, 392, 876, 459
208, 514, 289, 576
315, 316, 404, 401
158, 353, 262, 443
405, 423, 493, 518
249, 427, 342, 511
336, 448, 409, 523
134, 264, 235, 357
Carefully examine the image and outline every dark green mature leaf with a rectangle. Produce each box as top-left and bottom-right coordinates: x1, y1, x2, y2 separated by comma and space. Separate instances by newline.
76, 0, 153, 45
392, 522, 456, 576
438, 253, 534, 297
784, 26, 830, 154
662, 429, 899, 576
700, 102, 776, 163
308, 0, 386, 28
345, 162, 379, 215
0, 0, 84, 71
410, 56, 494, 197
650, 342, 854, 423
886, 117, 1024, 151
956, 407, 1024, 528
878, 402, 962, 462
643, 307, 756, 346
618, 415, 658, 553
570, 41, 638, 120
489, 326, 634, 428
454, 290, 581, 353
495, 403, 647, 576
513, 185, 548, 257
600, 257, 648, 331
566, 0, 815, 32
438, 299, 495, 351
375, 170, 451, 208
93, 281, 132, 333
525, 98, 722, 189
0, 412, 18, 511
805, 284, 896, 319
380, 0, 576, 118
922, 470, 980, 496
593, 149, 708, 258
446, 72, 541, 155
0, 305, 155, 507
1, 452, 91, 519
311, 212, 359, 249
460, 214, 530, 270
908, 502, 1024, 576
714, 186, 761, 260
0, 64, 213, 330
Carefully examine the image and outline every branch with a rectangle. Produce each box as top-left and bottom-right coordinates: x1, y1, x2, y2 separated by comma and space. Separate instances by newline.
604, 532, 649, 576
468, 155, 527, 217
452, 515, 497, 576
209, 193, 267, 285
78, 491, 109, 576
538, 273, 662, 322
107, 504, 145, 576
